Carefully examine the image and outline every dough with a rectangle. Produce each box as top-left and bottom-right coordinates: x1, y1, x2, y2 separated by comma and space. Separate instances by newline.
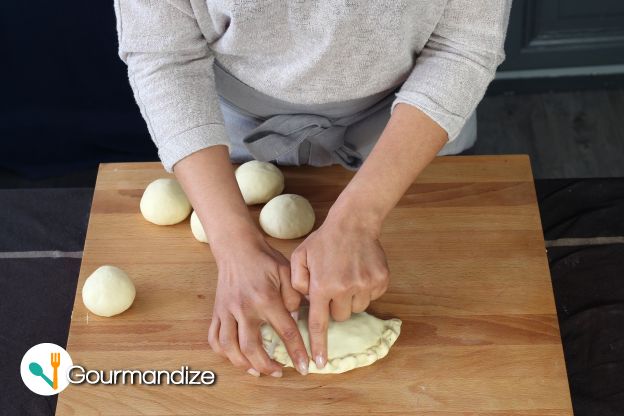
190, 211, 208, 243
140, 178, 191, 225
259, 194, 315, 239
82, 265, 136, 317
235, 161, 285, 205
261, 308, 401, 374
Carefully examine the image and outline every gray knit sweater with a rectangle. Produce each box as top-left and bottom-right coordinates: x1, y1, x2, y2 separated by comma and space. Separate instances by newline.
114, 0, 511, 171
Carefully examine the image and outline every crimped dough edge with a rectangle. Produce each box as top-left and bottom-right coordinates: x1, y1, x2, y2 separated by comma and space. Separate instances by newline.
261, 317, 402, 374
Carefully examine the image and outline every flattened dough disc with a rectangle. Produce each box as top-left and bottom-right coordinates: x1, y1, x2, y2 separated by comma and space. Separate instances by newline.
261, 308, 401, 374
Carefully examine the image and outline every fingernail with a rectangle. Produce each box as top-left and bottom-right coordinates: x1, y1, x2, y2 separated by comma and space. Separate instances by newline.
315, 354, 326, 369
297, 358, 309, 375
270, 370, 282, 378
247, 368, 260, 377
290, 311, 299, 321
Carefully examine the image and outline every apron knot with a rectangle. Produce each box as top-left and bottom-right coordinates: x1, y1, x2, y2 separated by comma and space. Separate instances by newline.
242, 114, 363, 169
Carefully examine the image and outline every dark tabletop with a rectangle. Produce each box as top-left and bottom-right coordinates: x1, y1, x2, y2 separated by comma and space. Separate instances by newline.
0, 171, 622, 416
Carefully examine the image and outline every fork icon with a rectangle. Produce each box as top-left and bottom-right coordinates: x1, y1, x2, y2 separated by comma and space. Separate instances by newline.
51, 352, 61, 390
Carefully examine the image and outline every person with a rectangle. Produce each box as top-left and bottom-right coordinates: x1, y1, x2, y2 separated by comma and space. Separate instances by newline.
114, 0, 511, 377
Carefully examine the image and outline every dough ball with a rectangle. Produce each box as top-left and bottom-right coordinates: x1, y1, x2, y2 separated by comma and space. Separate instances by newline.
140, 178, 192, 225
259, 194, 315, 239
82, 265, 136, 317
190, 211, 208, 243
235, 161, 285, 205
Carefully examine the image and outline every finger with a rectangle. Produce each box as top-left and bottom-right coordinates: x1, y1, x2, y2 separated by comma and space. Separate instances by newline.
279, 265, 302, 315
290, 248, 310, 296
267, 306, 309, 375
218, 315, 252, 370
371, 261, 390, 300
370, 277, 390, 300
351, 292, 370, 313
330, 294, 352, 322
308, 295, 330, 370
208, 315, 223, 356
238, 319, 283, 377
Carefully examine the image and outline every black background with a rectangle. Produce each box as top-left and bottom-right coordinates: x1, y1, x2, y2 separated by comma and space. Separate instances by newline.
0, 1, 156, 177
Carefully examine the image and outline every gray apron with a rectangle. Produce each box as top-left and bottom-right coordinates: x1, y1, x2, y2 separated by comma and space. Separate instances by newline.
214, 61, 476, 168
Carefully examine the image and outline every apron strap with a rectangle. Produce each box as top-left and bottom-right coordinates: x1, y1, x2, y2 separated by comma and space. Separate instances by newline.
242, 93, 395, 169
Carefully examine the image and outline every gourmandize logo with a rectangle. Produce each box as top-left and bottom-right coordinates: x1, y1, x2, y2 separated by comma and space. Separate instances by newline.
20, 343, 217, 394
20, 343, 73, 396
29, 352, 61, 390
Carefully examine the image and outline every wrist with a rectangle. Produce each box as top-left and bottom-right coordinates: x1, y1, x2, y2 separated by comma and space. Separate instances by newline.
207, 218, 265, 257
326, 192, 384, 238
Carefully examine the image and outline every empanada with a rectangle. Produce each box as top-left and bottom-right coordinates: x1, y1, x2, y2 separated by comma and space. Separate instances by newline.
261, 308, 401, 374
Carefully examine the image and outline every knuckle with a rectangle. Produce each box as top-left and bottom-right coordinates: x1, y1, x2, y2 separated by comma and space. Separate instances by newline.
333, 310, 350, 322
253, 292, 275, 308
337, 278, 357, 294
240, 339, 257, 356
207, 328, 217, 343
308, 320, 326, 335
236, 297, 253, 314
334, 285, 350, 296
308, 279, 324, 294
371, 286, 387, 300
218, 337, 232, 350
208, 336, 220, 352
256, 360, 274, 375
231, 357, 248, 369
292, 278, 307, 293
211, 305, 224, 319
379, 267, 390, 281
284, 297, 300, 312
216, 302, 232, 315
278, 264, 291, 277
291, 247, 304, 260
353, 279, 368, 292
353, 303, 367, 313
279, 325, 301, 343
377, 277, 390, 293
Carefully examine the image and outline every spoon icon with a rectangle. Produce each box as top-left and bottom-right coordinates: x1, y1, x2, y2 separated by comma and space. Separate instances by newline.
29, 362, 54, 388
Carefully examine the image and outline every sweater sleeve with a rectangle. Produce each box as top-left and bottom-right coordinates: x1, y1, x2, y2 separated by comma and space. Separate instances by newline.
392, 0, 511, 141
114, 0, 228, 172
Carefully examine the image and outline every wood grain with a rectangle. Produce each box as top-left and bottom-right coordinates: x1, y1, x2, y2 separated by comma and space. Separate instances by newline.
56, 155, 572, 415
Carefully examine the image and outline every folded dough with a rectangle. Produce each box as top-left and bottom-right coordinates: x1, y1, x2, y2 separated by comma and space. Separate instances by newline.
261, 308, 401, 374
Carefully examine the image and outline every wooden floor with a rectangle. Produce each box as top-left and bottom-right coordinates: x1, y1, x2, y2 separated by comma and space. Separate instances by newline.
476, 89, 624, 179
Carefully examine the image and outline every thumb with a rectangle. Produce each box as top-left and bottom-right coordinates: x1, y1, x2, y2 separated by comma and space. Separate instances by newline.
279, 264, 302, 317
290, 248, 310, 296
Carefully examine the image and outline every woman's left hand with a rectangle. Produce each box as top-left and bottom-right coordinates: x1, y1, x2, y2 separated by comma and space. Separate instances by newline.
290, 209, 389, 370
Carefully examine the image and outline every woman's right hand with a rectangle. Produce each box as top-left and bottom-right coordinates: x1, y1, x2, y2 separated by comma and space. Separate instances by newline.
173, 146, 309, 377
208, 232, 310, 377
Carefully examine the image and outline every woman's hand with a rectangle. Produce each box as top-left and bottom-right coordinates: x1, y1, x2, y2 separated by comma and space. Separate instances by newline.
290, 208, 389, 370
208, 232, 310, 377
290, 104, 447, 369
173, 146, 309, 376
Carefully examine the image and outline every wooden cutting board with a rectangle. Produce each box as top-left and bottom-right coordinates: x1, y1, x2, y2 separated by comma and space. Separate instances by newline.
57, 156, 573, 415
